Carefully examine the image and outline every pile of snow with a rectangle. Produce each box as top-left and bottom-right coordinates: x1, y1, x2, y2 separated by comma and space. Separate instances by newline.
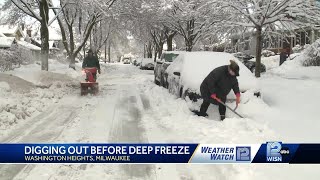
0, 37, 15, 48
301, 39, 320, 66
292, 44, 305, 53
0, 81, 10, 92
259, 55, 280, 70
0, 59, 82, 136
0, 75, 77, 136
166, 52, 258, 95
139, 80, 278, 179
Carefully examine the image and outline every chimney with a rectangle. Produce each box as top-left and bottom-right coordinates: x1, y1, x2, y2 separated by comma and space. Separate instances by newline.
27, 29, 32, 37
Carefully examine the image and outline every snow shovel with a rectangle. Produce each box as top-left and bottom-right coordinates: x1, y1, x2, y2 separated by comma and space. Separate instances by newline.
216, 99, 244, 118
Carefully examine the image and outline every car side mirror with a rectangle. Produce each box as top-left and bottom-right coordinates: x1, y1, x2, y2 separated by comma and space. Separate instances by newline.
173, 72, 181, 76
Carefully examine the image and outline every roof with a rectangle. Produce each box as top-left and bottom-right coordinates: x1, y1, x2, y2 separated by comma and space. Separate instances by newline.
0, 37, 15, 48
0, 25, 25, 37
17, 40, 41, 51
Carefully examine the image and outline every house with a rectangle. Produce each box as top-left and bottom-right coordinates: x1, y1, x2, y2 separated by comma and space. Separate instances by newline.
231, 27, 320, 55
0, 25, 25, 41
17, 40, 41, 60
27, 26, 63, 51
0, 24, 41, 60
230, 0, 320, 55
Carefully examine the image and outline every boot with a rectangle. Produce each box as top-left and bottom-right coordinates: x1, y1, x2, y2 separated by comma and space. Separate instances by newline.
194, 111, 208, 117
220, 115, 226, 121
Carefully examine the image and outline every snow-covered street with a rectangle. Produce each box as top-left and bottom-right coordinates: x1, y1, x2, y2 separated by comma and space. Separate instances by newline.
0, 62, 319, 179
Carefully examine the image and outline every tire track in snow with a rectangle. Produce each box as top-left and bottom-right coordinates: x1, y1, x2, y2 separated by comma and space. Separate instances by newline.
108, 84, 156, 179
0, 96, 81, 180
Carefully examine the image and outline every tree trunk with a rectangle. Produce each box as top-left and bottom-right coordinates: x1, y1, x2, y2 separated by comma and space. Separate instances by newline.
68, 54, 76, 70
185, 39, 193, 52
154, 46, 158, 62
39, 0, 49, 71
108, 40, 111, 63
255, 27, 262, 78
104, 41, 107, 63
147, 42, 152, 58
158, 42, 164, 59
167, 35, 174, 51
68, 24, 76, 69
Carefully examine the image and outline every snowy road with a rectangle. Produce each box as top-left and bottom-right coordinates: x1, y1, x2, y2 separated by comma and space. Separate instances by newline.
1, 64, 320, 180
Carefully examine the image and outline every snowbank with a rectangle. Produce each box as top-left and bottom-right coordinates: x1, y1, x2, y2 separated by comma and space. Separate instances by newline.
0, 59, 82, 136
139, 79, 278, 179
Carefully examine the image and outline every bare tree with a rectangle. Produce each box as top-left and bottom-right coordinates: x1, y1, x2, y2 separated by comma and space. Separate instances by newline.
7, 0, 50, 71
51, 0, 116, 69
212, 0, 320, 77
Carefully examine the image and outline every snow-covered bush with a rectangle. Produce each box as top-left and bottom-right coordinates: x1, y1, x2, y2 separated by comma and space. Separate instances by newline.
0, 46, 33, 72
302, 39, 320, 66
212, 44, 225, 52
292, 44, 305, 53
261, 50, 275, 57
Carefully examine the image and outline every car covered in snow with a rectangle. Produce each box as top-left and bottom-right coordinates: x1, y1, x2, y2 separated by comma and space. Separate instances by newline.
154, 51, 184, 87
140, 58, 155, 70
233, 52, 266, 73
166, 52, 260, 101
123, 58, 131, 64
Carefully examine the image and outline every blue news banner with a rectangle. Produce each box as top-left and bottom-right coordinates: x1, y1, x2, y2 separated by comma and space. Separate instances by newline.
0, 143, 320, 164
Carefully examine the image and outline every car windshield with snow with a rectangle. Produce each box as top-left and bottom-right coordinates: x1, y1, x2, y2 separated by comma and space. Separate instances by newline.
166, 52, 260, 101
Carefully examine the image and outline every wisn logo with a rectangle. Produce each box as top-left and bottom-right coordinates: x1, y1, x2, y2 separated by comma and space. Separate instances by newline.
266, 142, 284, 162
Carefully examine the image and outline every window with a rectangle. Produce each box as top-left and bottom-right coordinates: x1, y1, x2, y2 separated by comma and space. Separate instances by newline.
163, 53, 179, 62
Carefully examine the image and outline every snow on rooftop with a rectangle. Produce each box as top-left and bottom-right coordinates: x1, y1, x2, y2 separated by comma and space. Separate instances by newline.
17, 40, 41, 51
0, 25, 24, 37
0, 37, 15, 48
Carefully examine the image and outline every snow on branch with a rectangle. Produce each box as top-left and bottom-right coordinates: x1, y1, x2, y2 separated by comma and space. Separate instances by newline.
11, 0, 42, 21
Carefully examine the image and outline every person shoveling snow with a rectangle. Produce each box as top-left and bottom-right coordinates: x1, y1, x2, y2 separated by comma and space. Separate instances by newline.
194, 60, 241, 121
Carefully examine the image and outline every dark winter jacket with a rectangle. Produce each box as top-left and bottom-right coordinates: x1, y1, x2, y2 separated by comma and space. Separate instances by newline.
200, 65, 240, 104
82, 55, 100, 70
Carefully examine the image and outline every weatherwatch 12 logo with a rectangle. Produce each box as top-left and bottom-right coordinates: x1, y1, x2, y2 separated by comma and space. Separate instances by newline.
236, 147, 251, 161
266, 142, 282, 162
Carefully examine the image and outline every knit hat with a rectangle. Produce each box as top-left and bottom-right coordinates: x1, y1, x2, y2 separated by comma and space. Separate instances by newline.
229, 60, 240, 76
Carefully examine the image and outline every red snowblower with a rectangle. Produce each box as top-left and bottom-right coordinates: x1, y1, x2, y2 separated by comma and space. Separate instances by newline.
81, 67, 99, 96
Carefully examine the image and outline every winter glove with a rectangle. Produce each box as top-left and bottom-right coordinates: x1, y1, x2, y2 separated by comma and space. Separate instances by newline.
211, 94, 221, 102
236, 93, 241, 106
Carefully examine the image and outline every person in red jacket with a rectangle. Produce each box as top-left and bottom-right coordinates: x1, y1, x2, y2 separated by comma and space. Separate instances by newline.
196, 60, 241, 121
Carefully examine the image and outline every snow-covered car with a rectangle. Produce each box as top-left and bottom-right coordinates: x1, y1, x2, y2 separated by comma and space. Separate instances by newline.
140, 58, 154, 70
166, 52, 260, 101
123, 58, 131, 64
135, 58, 142, 66
233, 52, 266, 73
154, 51, 184, 87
